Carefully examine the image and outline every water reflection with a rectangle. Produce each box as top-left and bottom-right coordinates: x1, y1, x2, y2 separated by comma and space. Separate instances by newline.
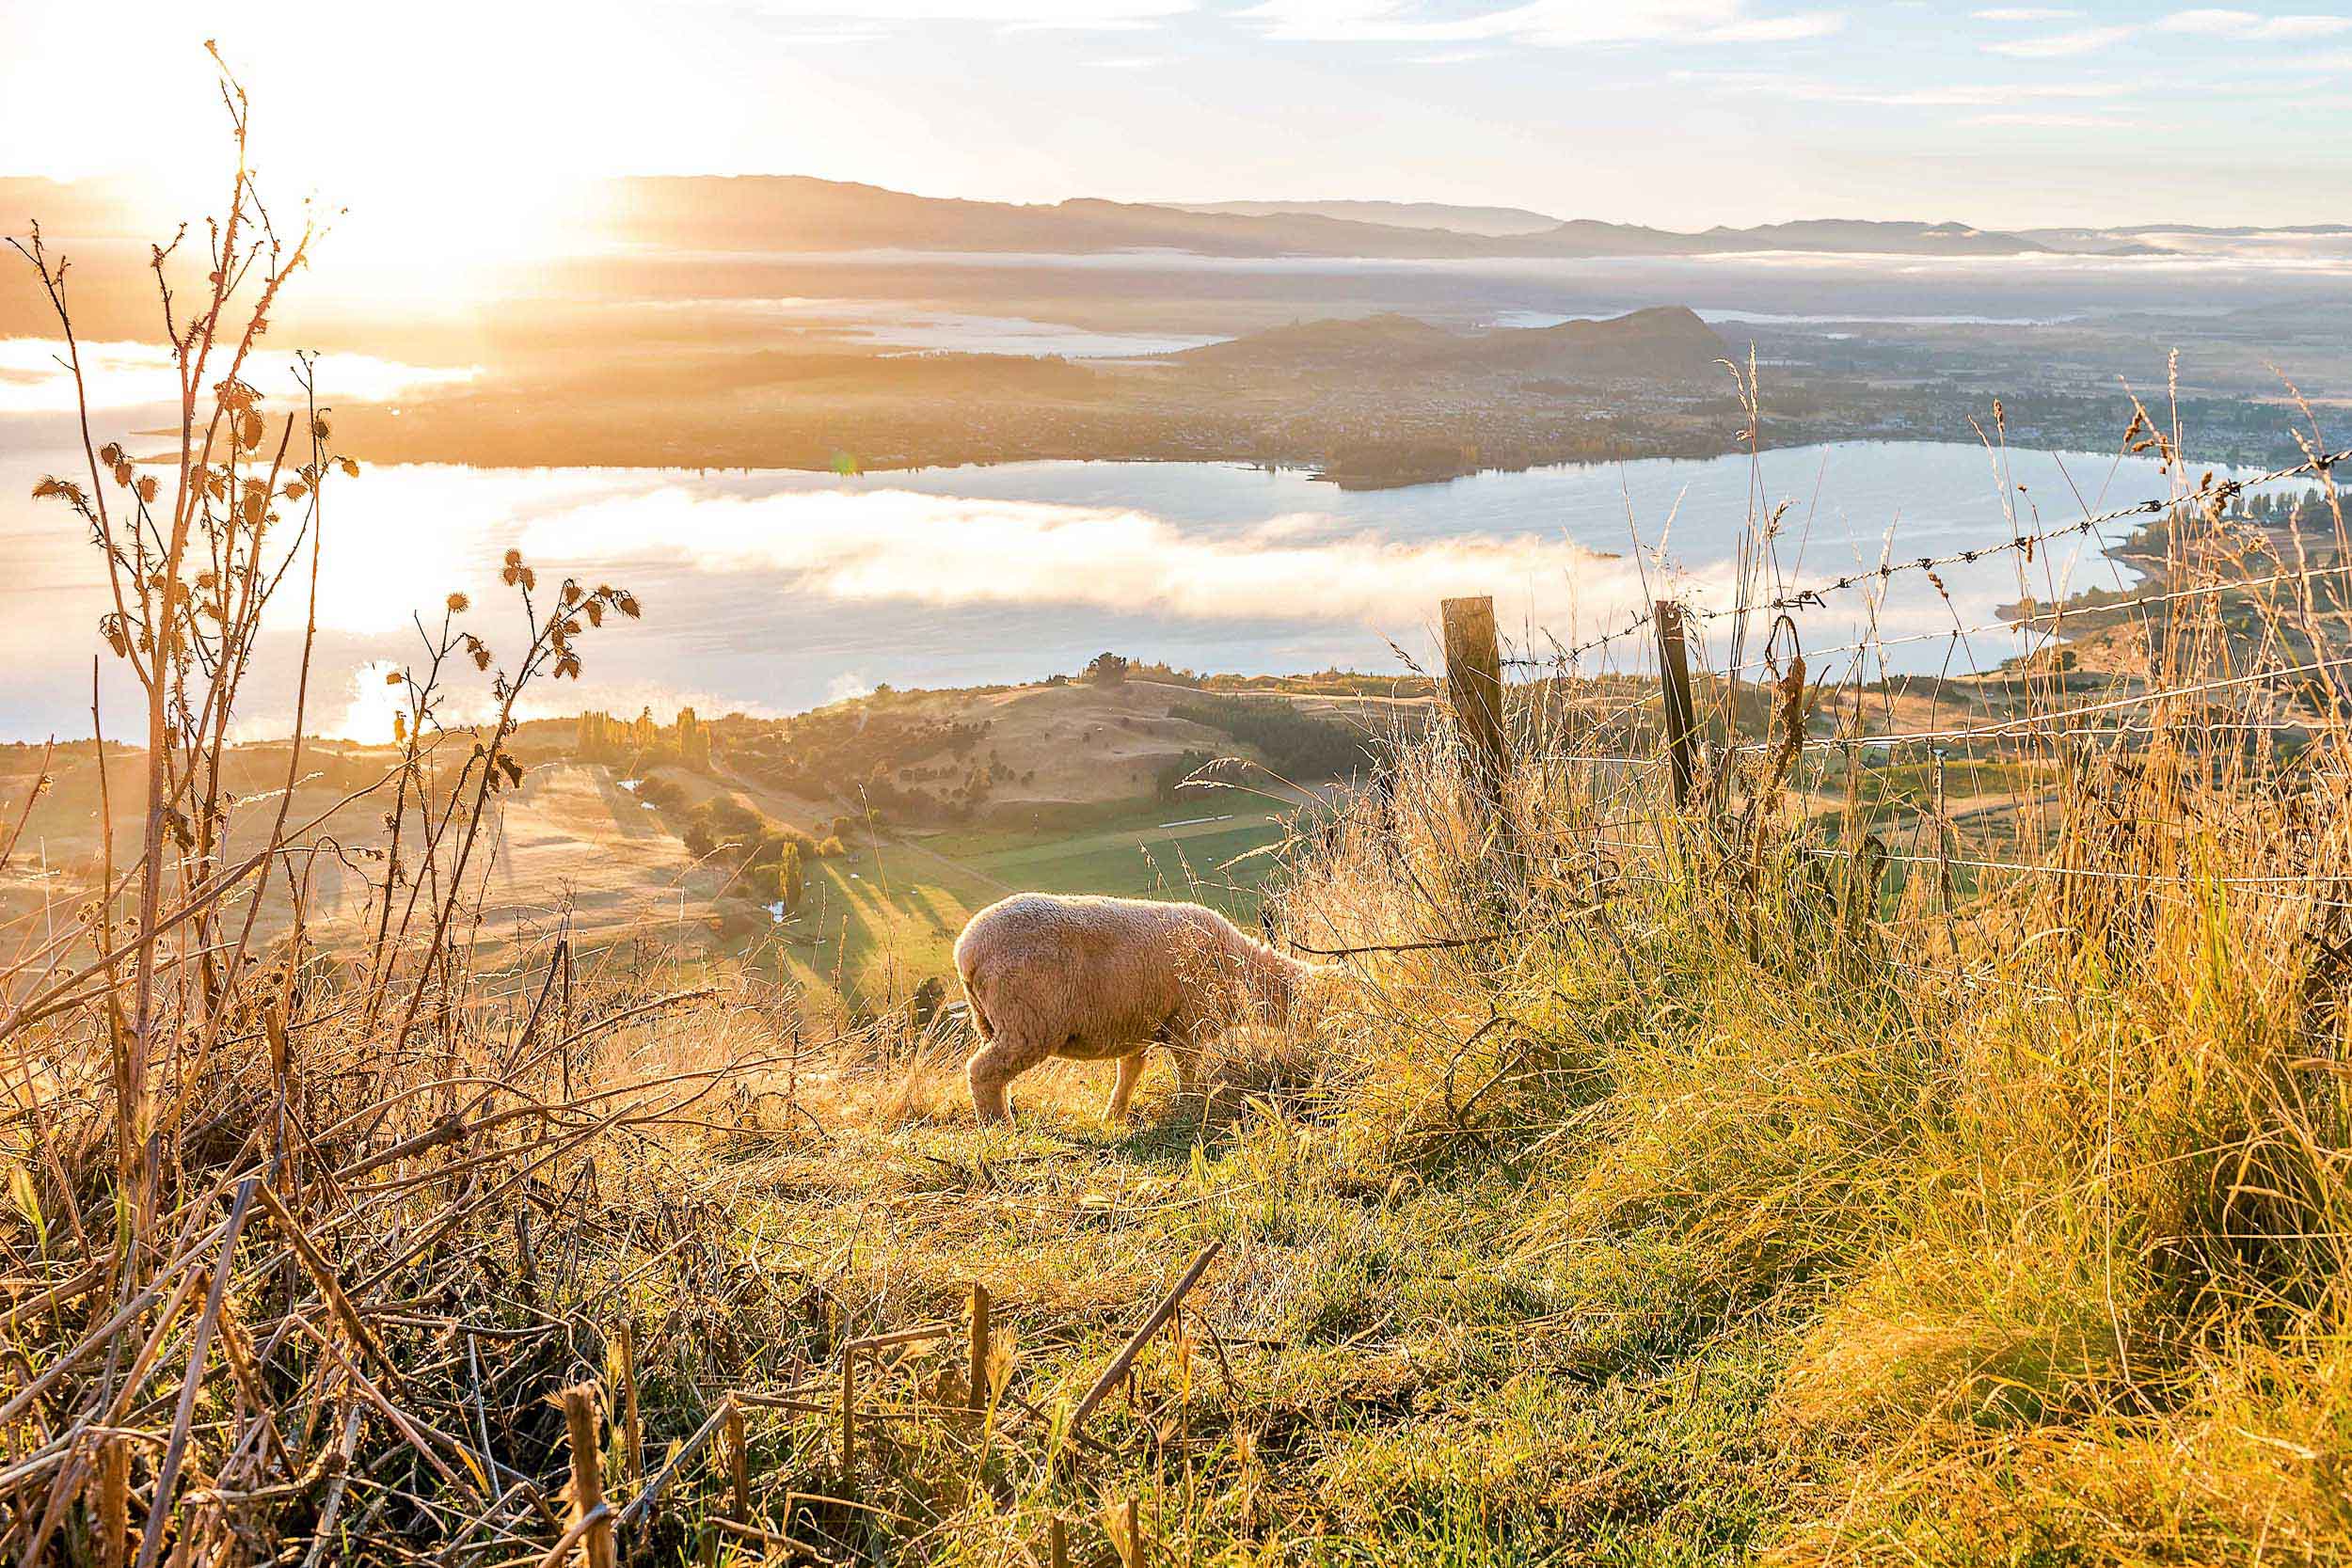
0, 435, 2232, 744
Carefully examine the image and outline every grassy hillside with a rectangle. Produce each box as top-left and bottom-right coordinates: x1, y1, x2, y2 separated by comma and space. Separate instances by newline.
13, 679, 2351, 1564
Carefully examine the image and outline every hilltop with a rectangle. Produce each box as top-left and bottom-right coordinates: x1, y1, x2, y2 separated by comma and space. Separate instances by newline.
1170, 305, 1725, 380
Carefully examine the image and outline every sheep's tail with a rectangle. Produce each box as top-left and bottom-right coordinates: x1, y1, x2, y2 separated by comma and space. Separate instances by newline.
957, 959, 994, 1039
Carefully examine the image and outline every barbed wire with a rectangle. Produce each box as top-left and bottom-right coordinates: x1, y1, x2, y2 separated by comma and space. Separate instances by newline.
1502, 443, 2352, 671
1701, 560, 2352, 679
1740, 649, 2352, 752
1573, 837, 2352, 911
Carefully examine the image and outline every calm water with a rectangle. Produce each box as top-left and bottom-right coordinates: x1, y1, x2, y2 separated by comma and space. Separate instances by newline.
0, 421, 2263, 743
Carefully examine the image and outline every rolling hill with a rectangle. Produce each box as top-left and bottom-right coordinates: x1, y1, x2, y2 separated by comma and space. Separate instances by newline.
1169, 306, 1728, 380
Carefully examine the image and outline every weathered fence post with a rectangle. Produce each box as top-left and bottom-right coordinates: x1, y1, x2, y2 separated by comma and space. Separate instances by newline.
559, 1383, 618, 1568
1441, 595, 1509, 812
966, 1283, 991, 1411
1654, 599, 1697, 808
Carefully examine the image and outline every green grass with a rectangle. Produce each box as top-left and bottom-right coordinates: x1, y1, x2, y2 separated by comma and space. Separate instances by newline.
946, 812, 1289, 906
566, 1048, 1812, 1568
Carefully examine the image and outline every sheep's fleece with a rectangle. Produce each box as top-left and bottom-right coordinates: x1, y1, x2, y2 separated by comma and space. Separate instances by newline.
953, 893, 1317, 1123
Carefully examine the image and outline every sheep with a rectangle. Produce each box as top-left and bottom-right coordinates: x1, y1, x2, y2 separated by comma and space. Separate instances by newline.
953, 893, 1326, 1125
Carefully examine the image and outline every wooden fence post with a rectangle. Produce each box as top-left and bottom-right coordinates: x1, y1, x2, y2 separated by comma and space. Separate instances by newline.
1441, 596, 1509, 811
1654, 600, 1697, 809
966, 1283, 991, 1411
559, 1383, 618, 1568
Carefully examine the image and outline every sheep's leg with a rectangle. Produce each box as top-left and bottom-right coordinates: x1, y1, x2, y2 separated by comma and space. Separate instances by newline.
1170, 1040, 1203, 1099
1106, 1051, 1147, 1123
967, 1031, 1050, 1126
1158, 1015, 1205, 1100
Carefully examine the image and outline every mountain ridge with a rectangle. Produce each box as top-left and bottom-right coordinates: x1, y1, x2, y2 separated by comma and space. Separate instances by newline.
597, 176, 2075, 260
8, 171, 2304, 260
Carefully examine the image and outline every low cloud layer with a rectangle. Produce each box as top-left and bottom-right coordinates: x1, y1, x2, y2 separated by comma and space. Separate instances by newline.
529, 486, 1684, 638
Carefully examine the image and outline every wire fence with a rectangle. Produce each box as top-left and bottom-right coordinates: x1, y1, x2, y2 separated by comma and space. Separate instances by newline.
1506, 440, 2352, 671
1475, 436, 2352, 919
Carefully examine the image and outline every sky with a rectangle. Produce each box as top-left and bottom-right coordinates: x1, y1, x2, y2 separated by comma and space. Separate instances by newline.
4, 1, 2351, 232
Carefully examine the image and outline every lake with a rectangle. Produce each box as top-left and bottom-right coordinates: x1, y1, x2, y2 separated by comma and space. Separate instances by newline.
0, 423, 2265, 744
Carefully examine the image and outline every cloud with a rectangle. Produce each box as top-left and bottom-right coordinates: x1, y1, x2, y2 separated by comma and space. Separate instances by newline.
1972, 7, 2081, 16
1673, 69, 2137, 105
1963, 109, 2137, 125
1701, 12, 1846, 39
524, 487, 1690, 640
1982, 23, 2138, 54
743, 0, 1191, 25
1233, 0, 1844, 47
2158, 8, 2352, 37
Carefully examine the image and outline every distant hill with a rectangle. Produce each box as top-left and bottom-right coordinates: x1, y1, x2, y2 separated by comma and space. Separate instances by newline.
0, 177, 148, 240
1171, 307, 1726, 380
597, 176, 1500, 259
1163, 199, 1565, 237
1700, 220, 2054, 257
5, 169, 2283, 261
596, 177, 2073, 260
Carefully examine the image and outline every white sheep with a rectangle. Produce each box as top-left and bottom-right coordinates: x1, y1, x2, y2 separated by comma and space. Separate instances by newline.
952, 893, 1325, 1125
